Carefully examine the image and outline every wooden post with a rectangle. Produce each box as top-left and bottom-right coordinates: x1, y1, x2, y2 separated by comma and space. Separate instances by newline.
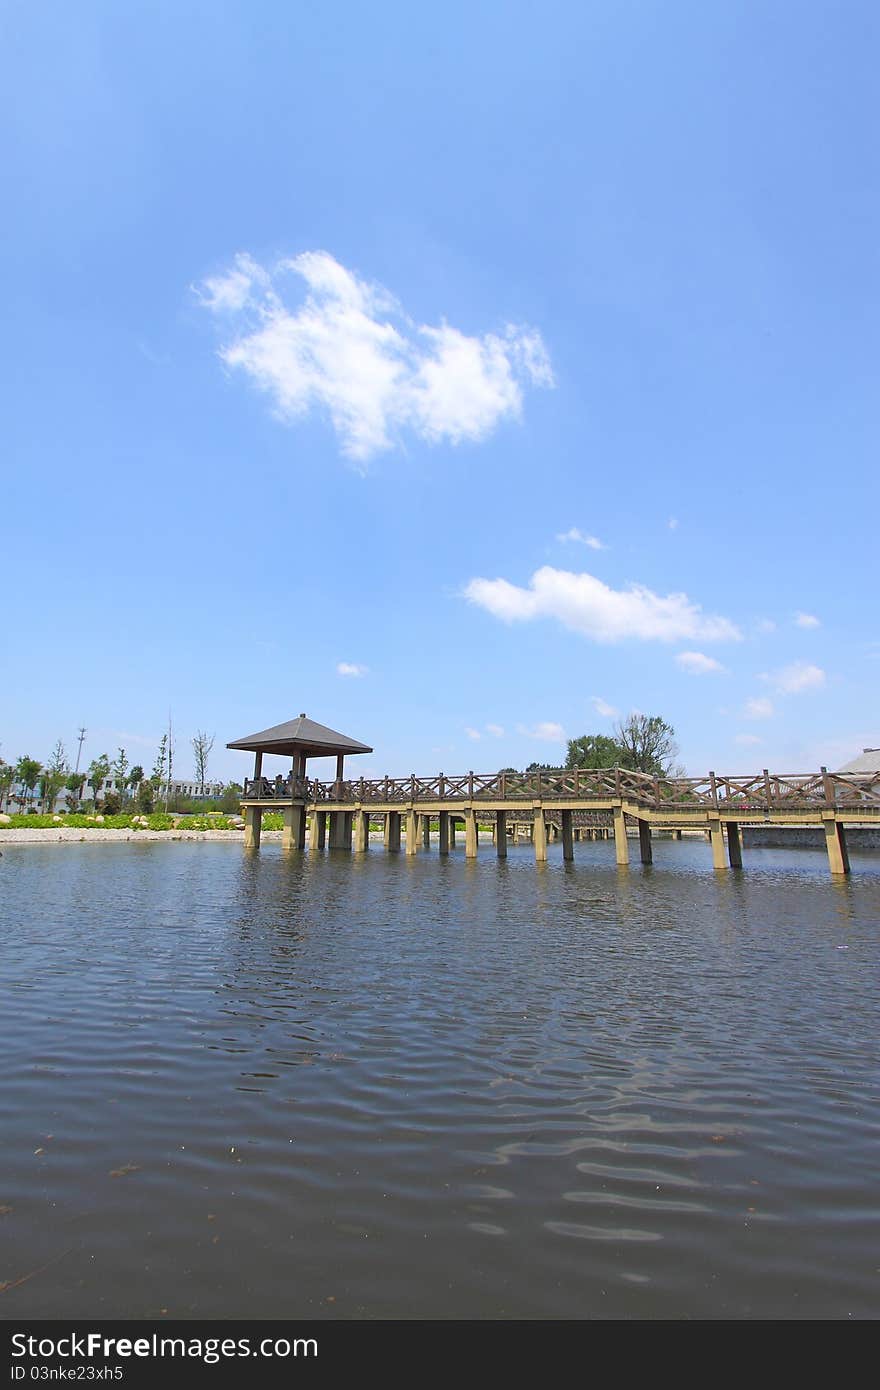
613, 807, 629, 865
464, 807, 478, 858
638, 818, 653, 864
561, 808, 574, 862
726, 821, 742, 868
496, 809, 507, 858
421, 814, 431, 848
823, 816, 850, 876
533, 807, 548, 862
448, 818, 456, 848
387, 812, 401, 852
244, 805, 262, 850
709, 819, 726, 870
439, 811, 450, 855
406, 808, 418, 856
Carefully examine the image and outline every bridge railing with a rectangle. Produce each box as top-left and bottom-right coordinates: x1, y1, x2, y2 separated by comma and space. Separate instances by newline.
243, 768, 880, 811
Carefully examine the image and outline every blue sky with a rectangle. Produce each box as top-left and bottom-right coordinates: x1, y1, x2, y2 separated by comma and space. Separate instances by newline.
3, 0, 877, 784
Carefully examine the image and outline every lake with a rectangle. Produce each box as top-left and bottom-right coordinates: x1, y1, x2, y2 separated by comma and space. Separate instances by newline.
1, 838, 878, 1319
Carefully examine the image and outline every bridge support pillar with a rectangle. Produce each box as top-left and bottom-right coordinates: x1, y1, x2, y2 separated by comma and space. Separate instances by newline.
561, 809, 574, 862
638, 818, 653, 865
448, 818, 457, 848
353, 809, 370, 852
421, 815, 431, 848
709, 819, 726, 870
725, 821, 742, 868
244, 806, 262, 850
282, 804, 306, 851
329, 811, 352, 850
533, 807, 548, 863
495, 810, 507, 858
439, 811, 450, 855
613, 808, 629, 865
464, 808, 478, 858
406, 808, 418, 855
386, 812, 401, 852
309, 810, 326, 850
823, 816, 850, 876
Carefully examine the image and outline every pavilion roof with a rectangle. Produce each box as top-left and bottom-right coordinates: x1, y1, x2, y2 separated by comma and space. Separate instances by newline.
227, 714, 372, 759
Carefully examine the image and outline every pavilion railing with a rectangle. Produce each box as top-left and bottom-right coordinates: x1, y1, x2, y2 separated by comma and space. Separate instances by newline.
242, 768, 880, 811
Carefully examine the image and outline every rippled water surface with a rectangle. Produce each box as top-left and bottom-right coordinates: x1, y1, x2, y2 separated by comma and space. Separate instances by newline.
1, 839, 878, 1319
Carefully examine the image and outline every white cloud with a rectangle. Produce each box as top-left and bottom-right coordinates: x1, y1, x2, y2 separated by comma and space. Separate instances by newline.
744, 697, 774, 720
668, 517, 679, 530
486, 723, 505, 738
517, 721, 565, 742
464, 566, 741, 644
198, 250, 553, 463
675, 651, 727, 675
735, 733, 763, 746
794, 612, 821, 629
590, 696, 618, 718
556, 527, 606, 550
755, 618, 777, 634
337, 661, 368, 677
766, 661, 826, 694
464, 727, 482, 741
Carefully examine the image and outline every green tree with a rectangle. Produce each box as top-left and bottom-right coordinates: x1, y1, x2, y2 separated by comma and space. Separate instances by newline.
39, 739, 69, 811
65, 771, 86, 809
15, 755, 42, 812
614, 714, 678, 776
128, 765, 144, 791
151, 735, 168, 789
87, 753, 111, 808
219, 781, 243, 813
136, 779, 155, 814
526, 761, 555, 773
112, 748, 129, 802
0, 758, 13, 811
565, 734, 623, 769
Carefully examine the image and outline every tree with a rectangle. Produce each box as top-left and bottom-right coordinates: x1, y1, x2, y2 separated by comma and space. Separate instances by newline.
565, 734, 623, 770
526, 761, 555, 772
128, 765, 144, 791
15, 755, 42, 812
613, 714, 678, 776
220, 781, 243, 813
65, 772, 86, 810
137, 779, 155, 814
191, 731, 215, 796
151, 735, 168, 790
112, 748, 129, 801
87, 753, 111, 808
0, 759, 13, 812
39, 740, 69, 812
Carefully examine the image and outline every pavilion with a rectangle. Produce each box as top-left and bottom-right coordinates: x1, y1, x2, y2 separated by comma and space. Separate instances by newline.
227, 713, 372, 849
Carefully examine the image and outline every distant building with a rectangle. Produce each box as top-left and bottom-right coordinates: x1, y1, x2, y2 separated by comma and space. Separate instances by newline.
837, 748, 880, 774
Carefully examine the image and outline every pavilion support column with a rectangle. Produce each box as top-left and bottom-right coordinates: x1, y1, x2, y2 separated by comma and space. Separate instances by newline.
709, 818, 726, 871
310, 810, 327, 850
823, 816, 850, 877
244, 806, 262, 850
638, 818, 653, 865
464, 807, 478, 859
421, 815, 431, 848
726, 821, 743, 869
282, 804, 305, 851
406, 808, 418, 856
613, 808, 629, 866
329, 811, 351, 849
561, 809, 574, 862
533, 807, 548, 863
495, 809, 507, 858
386, 812, 401, 852
439, 811, 450, 855
353, 809, 370, 852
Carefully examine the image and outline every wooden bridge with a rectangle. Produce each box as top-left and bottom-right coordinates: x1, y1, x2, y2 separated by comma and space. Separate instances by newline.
239, 764, 880, 877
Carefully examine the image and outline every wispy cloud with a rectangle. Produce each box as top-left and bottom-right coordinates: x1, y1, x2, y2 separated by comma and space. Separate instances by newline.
764, 661, 826, 694
755, 618, 777, 634
744, 697, 774, 720
517, 721, 565, 742
794, 612, 821, 629
197, 251, 553, 464
464, 727, 482, 741
675, 651, 727, 675
735, 733, 762, 746
590, 696, 618, 718
668, 517, 679, 531
337, 661, 368, 677
464, 567, 741, 644
556, 527, 606, 550
486, 723, 505, 738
